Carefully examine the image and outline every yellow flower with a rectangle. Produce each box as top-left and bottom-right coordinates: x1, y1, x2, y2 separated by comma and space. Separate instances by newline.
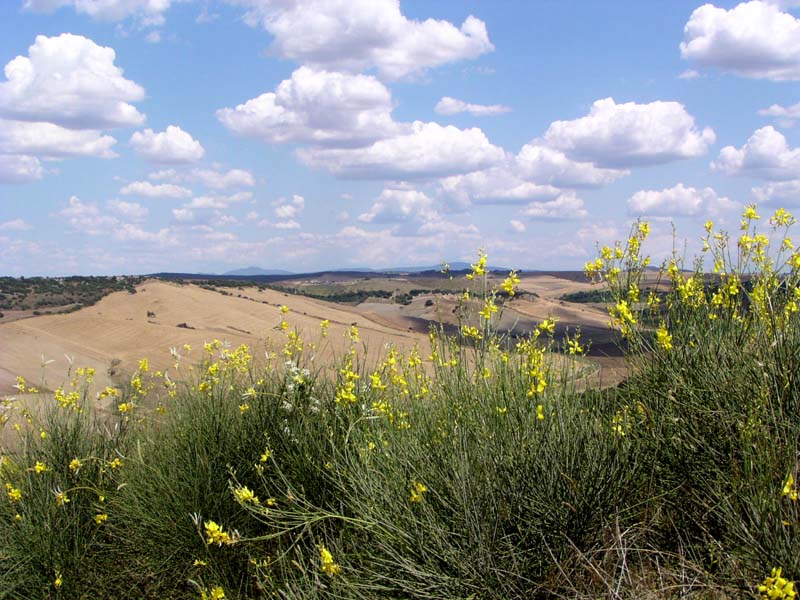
320, 319, 330, 336
193, 559, 207, 567
259, 448, 272, 463
537, 318, 556, 335
656, 324, 673, 351
233, 486, 259, 504
201, 586, 226, 600
5, 483, 22, 503
34, 461, 48, 474
349, 325, 360, 342
319, 545, 341, 576
280, 304, 289, 314
743, 204, 760, 222
54, 572, 63, 589
478, 298, 498, 321
108, 457, 123, 470
466, 249, 488, 280
537, 404, 545, 420
758, 567, 796, 600
783, 474, 798, 501
55, 490, 70, 506
501, 271, 520, 296
238, 403, 250, 415
204, 520, 232, 546
409, 480, 428, 503
95, 513, 109, 525
69, 458, 82, 473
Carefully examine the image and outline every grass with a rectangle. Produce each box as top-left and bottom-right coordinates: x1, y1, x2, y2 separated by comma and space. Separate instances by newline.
1, 205, 800, 598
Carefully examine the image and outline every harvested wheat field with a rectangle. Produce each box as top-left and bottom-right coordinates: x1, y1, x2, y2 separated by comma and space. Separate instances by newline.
0, 280, 432, 398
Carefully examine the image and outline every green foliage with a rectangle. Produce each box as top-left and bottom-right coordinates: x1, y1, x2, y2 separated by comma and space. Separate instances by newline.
2, 206, 800, 598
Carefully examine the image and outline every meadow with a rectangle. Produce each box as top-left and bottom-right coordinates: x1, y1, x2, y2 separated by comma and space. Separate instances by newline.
1, 205, 799, 599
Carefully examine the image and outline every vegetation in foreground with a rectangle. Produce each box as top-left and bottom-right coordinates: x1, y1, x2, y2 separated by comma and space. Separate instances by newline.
1, 205, 800, 599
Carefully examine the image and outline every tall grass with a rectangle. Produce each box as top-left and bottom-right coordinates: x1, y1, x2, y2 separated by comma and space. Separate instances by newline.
1, 205, 799, 598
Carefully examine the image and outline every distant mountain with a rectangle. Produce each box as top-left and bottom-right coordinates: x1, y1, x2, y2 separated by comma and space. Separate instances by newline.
223, 267, 294, 276
382, 262, 513, 273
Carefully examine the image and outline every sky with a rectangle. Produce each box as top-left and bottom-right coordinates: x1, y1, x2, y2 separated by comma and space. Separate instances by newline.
1, 0, 800, 276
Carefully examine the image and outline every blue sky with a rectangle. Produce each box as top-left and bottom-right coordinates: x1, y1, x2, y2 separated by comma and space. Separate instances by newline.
1, 0, 799, 275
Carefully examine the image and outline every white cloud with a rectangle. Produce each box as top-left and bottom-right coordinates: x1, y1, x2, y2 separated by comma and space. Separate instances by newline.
680, 1, 800, 81
0, 119, 117, 158
274, 194, 305, 219
758, 101, 800, 127
129, 126, 205, 163
509, 219, 526, 233
358, 188, 436, 223
519, 192, 588, 220
114, 223, 173, 243
752, 179, 800, 205
23, 0, 175, 26
438, 166, 562, 209
627, 183, 737, 217
434, 96, 511, 116
145, 30, 162, 44
56, 196, 118, 234
515, 143, 627, 188
542, 97, 715, 168
275, 220, 300, 229
172, 207, 194, 222
298, 121, 505, 179
120, 180, 193, 198
217, 67, 399, 147
0, 154, 43, 183
189, 168, 255, 189
229, 0, 493, 80
183, 192, 252, 210
148, 167, 256, 189
712, 126, 800, 180
108, 199, 148, 221
0, 33, 145, 129
0, 218, 32, 231
678, 69, 702, 79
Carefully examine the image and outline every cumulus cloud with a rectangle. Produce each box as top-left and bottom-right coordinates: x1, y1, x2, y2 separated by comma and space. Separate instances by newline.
217, 67, 399, 147
627, 183, 737, 217
541, 97, 715, 168
56, 196, 118, 235
129, 126, 205, 163
434, 96, 511, 116
712, 126, 800, 180
515, 143, 628, 187
0, 218, 32, 231
0, 119, 117, 158
120, 180, 193, 198
680, 1, 800, 81
357, 189, 437, 223
519, 192, 588, 220
229, 0, 494, 80
172, 207, 194, 222
188, 168, 255, 189
438, 166, 562, 209
274, 219, 301, 229
108, 199, 148, 221
273, 195, 305, 220
23, 0, 175, 26
298, 121, 505, 179
0, 33, 145, 129
752, 180, 800, 205
509, 220, 526, 233
758, 101, 800, 127
0, 154, 43, 184
149, 167, 256, 189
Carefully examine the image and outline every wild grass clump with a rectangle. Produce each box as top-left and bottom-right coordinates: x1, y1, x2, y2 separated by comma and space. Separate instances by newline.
1, 205, 800, 598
